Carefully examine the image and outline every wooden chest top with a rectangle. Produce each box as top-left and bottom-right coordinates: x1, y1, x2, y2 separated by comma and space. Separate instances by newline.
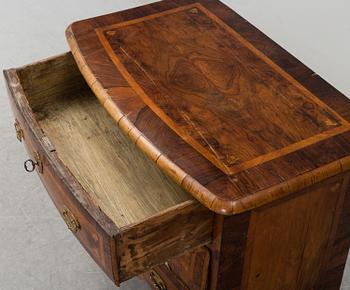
67, 0, 350, 214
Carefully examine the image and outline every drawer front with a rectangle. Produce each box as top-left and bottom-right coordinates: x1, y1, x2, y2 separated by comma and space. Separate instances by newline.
4, 54, 214, 285
6, 76, 118, 283
166, 247, 210, 290
142, 247, 210, 290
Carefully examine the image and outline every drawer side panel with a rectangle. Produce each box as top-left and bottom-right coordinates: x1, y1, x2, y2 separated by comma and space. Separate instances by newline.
118, 201, 213, 281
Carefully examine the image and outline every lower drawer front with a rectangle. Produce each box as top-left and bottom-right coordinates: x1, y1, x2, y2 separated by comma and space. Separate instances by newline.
143, 247, 210, 290
4, 53, 214, 285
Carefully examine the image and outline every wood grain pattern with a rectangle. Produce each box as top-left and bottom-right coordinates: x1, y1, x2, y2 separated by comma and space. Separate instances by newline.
35, 90, 191, 227
67, 0, 350, 215
241, 175, 349, 290
4, 55, 119, 283
4, 52, 213, 285
142, 247, 210, 290
206, 175, 350, 290
97, 3, 349, 176
316, 175, 350, 289
166, 247, 210, 290
17, 52, 192, 228
5, 1, 350, 288
118, 201, 212, 281
209, 213, 250, 290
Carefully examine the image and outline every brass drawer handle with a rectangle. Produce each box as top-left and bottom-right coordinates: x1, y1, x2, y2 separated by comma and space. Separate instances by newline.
14, 119, 23, 142
62, 207, 80, 233
24, 152, 43, 173
150, 270, 167, 290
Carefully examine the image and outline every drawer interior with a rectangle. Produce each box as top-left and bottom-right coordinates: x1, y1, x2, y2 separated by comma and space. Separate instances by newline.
17, 54, 193, 228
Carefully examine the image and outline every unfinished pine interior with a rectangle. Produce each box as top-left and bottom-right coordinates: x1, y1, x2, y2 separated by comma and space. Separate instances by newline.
18, 54, 193, 227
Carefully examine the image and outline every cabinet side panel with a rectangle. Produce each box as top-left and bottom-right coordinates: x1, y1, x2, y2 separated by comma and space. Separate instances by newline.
241, 175, 348, 290
316, 175, 350, 290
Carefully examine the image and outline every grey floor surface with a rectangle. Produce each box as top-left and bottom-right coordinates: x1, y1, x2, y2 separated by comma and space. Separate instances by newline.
0, 1, 349, 289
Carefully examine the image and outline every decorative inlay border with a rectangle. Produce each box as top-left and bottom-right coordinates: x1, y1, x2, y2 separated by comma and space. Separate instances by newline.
95, 3, 350, 175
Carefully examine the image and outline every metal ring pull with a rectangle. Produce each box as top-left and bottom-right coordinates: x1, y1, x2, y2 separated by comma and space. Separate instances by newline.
149, 271, 167, 290
24, 152, 43, 173
24, 159, 36, 172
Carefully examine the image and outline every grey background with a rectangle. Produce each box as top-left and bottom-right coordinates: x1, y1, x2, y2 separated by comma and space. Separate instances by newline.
0, 1, 349, 289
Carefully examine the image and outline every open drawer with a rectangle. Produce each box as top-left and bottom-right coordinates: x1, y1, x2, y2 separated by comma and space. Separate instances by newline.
4, 52, 213, 285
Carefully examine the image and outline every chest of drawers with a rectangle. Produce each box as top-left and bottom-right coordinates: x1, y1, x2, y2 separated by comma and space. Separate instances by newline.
4, 1, 350, 289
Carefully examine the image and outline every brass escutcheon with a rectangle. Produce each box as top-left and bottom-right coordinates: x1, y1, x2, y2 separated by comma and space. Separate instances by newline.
149, 270, 167, 290
24, 152, 43, 174
14, 119, 23, 142
62, 207, 80, 234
